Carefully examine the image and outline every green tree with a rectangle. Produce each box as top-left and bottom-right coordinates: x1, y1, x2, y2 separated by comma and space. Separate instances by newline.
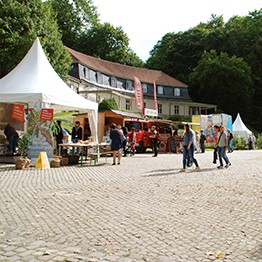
98, 98, 118, 112
0, 0, 71, 80
146, 15, 226, 83
76, 23, 144, 67
48, 0, 99, 47
146, 10, 262, 131
189, 50, 253, 118
222, 10, 262, 130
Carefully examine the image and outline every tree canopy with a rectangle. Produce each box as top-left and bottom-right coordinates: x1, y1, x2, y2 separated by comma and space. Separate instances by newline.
189, 50, 253, 117
146, 10, 262, 131
0, 0, 71, 80
48, 0, 144, 67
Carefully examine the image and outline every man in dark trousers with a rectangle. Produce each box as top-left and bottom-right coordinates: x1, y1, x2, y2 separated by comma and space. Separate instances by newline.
55, 120, 64, 155
150, 125, 159, 157
199, 130, 206, 153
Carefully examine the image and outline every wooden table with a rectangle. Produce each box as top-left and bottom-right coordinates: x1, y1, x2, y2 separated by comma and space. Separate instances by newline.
59, 142, 111, 166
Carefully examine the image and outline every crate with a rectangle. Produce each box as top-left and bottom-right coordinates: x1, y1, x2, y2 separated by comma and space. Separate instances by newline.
61, 156, 70, 166
69, 155, 79, 165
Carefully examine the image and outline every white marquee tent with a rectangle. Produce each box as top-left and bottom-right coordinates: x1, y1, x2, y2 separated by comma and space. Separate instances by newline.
232, 113, 251, 141
0, 38, 98, 141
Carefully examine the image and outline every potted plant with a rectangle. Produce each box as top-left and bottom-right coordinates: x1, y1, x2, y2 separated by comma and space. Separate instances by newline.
16, 133, 32, 169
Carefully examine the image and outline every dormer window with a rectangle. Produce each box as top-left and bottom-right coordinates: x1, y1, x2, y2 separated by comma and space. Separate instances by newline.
142, 84, 147, 93
157, 86, 164, 95
174, 88, 180, 96
96, 72, 102, 84
126, 80, 133, 91
110, 77, 117, 87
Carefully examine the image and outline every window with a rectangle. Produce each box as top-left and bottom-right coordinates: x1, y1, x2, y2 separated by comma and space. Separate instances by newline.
158, 104, 162, 114
157, 86, 164, 95
174, 105, 179, 115
126, 99, 131, 110
144, 102, 146, 108
142, 84, 147, 93
110, 77, 117, 87
174, 88, 180, 96
189, 107, 198, 115
126, 80, 133, 91
96, 72, 102, 84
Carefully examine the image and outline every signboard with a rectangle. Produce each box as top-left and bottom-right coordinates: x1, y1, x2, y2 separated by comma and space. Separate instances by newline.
144, 108, 158, 117
40, 108, 54, 121
12, 104, 25, 122
27, 109, 53, 164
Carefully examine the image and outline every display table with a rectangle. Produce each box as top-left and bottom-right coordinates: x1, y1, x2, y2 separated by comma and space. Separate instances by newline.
59, 142, 111, 166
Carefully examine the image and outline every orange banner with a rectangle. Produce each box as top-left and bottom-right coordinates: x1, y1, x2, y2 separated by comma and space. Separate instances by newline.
40, 108, 54, 121
12, 104, 25, 122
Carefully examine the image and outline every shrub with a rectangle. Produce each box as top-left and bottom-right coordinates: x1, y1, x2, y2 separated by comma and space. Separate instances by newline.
98, 98, 118, 111
232, 135, 248, 150
255, 137, 262, 149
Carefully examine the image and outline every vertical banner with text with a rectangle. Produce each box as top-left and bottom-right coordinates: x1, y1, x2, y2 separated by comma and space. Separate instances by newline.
134, 76, 144, 113
153, 81, 158, 111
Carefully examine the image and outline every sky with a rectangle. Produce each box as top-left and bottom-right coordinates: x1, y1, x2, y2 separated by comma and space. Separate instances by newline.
92, 0, 261, 61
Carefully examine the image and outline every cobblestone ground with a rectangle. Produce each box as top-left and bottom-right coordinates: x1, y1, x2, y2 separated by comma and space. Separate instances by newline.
0, 150, 261, 262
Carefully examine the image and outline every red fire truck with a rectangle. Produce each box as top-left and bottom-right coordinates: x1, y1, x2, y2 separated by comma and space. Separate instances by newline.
124, 118, 174, 153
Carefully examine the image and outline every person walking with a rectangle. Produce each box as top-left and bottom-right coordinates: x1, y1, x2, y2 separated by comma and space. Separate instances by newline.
110, 123, 122, 165
227, 129, 234, 153
121, 125, 128, 157
199, 130, 206, 153
180, 124, 200, 172
128, 127, 136, 156
149, 125, 159, 157
217, 126, 231, 169
212, 125, 220, 164
195, 131, 200, 153
55, 120, 64, 155
248, 132, 256, 150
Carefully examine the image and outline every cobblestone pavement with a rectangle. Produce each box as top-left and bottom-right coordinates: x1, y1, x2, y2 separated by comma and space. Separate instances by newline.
0, 150, 261, 262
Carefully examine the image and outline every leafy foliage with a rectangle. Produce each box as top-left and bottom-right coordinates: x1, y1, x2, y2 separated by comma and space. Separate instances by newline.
18, 133, 32, 157
146, 10, 262, 131
189, 50, 253, 118
0, 0, 71, 80
167, 115, 191, 123
75, 23, 144, 67
48, 0, 99, 47
232, 136, 248, 150
98, 98, 118, 112
255, 137, 262, 149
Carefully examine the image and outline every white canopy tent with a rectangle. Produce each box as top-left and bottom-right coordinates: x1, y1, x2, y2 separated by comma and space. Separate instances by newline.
0, 38, 98, 141
232, 113, 251, 141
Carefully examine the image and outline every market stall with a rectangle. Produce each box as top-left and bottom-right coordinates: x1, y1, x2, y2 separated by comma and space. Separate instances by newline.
0, 38, 98, 163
